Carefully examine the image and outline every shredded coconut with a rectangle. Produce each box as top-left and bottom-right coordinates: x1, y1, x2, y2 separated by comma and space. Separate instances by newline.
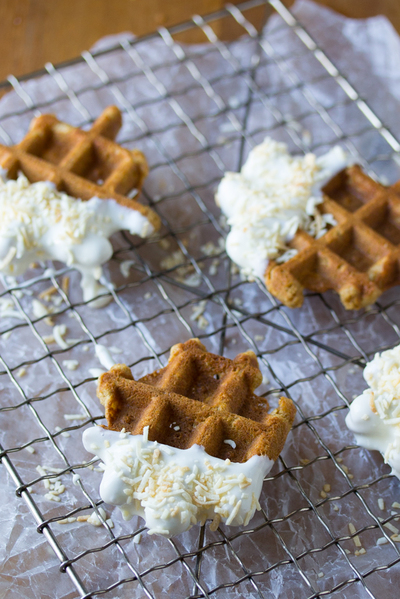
224, 439, 236, 449
120, 259, 135, 278
83, 426, 273, 537
64, 413, 87, 421
53, 324, 69, 349
62, 360, 79, 371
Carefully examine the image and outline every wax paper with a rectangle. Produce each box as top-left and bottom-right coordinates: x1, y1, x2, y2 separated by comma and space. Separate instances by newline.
1, 1, 400, 597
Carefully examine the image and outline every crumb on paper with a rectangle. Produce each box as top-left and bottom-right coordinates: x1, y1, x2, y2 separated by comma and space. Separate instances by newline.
158, 238, 170, 250
53, 324, 69, 349
377, 537, 389, 546
348, 523, 361, 547
62, 275, 69, 294
183, 273, 202, 287
58, 517, 77, 525
208, 258, 220, 276
120, 260, 135, 278
109, 346, 122, 354
87, 507, 107, 527
190, 300, 207, 321
89, 367, 106, 379
200, 239, 224, 257
63, 413, 87, 421
160, 249, 202, 287
197, 315, 209, 330
392, 534, 400, 542
39, 285, 57, 300
384, 522, 399, 534
62, 359, 79, 371
32, 298, 54, 325
55, 425, 70, 438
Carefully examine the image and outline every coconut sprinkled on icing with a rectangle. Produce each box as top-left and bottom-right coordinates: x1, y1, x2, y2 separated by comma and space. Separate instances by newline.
0, 172, 153, 306
346, 344, 400, 478
82, 426, 273, 537
216, 139, 349, 278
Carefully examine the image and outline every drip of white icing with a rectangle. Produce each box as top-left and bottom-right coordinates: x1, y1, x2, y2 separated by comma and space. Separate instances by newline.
0, 172, 153, 305
216, 139, 349, 278
345, 344, 400, 479
95, 344, 117, 370
82, 426, 273, 537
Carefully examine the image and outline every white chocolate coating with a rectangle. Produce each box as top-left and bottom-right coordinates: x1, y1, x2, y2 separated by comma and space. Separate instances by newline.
216, 139, 349, 278
82, 426, 273, 537
345, 344, 400, 478
0, 172, 153, 306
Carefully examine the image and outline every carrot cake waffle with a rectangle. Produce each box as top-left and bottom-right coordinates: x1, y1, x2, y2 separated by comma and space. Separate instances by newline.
0, 106, 160, 305
217, 138, 400, 310
83, 338, 296, 536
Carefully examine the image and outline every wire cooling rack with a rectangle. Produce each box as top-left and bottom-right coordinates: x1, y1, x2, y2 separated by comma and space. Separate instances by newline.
1, 1, 400, 597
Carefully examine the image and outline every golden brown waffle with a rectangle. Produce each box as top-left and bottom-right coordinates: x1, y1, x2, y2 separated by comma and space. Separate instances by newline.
97, 338, 296, 463
265, 165, 400, 310
0, 106, 160, 232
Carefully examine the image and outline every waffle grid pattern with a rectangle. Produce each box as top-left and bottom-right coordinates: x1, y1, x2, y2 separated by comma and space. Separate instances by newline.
0, 1, 400, 597
0, 106, 158, 227
99, 340, 295, 463
266, 166, 400, 310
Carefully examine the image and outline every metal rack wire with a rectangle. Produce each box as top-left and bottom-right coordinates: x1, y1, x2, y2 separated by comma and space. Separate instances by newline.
1, 1, 400, 597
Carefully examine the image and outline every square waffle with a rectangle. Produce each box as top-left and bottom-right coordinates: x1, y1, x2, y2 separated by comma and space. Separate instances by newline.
97, 338, 296, 463
0, 106, 160, 232
265, 165, 400, 310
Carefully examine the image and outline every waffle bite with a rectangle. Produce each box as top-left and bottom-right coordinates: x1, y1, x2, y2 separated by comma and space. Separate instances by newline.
0, 106, 160, 304
266, 165, 400, 309
83, 339, 296, 536
217, 138, 400, 310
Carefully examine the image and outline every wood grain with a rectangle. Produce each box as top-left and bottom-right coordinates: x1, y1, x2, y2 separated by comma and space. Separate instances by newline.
0, 0, 399, 82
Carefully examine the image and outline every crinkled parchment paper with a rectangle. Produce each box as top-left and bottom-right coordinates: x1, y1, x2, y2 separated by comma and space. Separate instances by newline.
1, 1, 400, 597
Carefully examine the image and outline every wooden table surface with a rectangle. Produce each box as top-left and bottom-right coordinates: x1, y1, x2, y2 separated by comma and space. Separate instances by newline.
0, 0, 399, 82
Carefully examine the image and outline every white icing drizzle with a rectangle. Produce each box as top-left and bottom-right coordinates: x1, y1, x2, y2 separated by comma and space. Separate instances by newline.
95, 344, 117, 370
216, 139, 349, 278
0, 172, 154, 305
82, 426, 273, 537
345, 344, 400, 478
